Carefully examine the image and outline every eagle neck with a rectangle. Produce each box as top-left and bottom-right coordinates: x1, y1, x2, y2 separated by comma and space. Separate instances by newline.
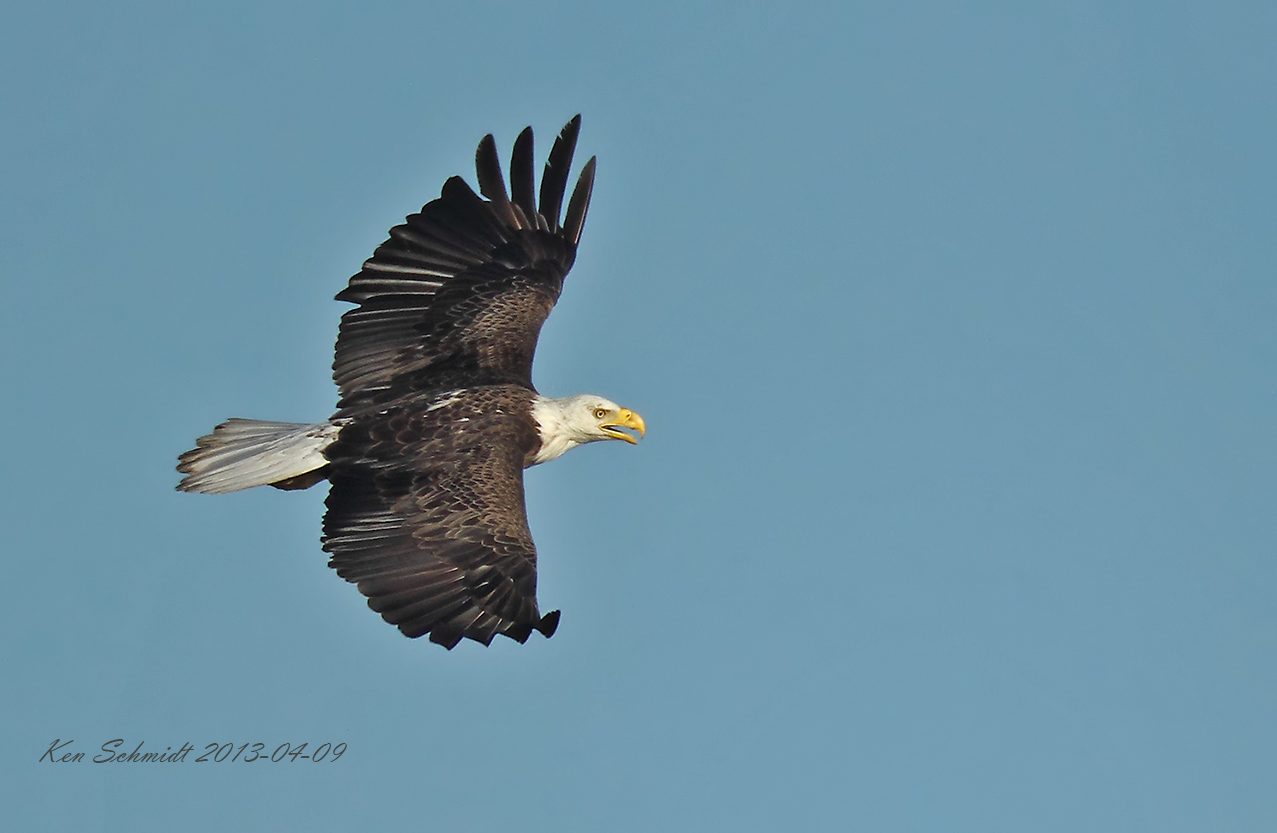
529, 395, 583, 466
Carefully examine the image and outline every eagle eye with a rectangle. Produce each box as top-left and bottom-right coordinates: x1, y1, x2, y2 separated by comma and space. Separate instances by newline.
594, 408, 608, 420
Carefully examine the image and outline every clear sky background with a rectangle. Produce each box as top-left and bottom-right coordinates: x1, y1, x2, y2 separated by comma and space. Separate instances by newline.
2, 2, 1274, 830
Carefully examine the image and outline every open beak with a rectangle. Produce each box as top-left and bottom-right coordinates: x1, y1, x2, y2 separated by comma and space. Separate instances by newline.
601, 408, 646, 445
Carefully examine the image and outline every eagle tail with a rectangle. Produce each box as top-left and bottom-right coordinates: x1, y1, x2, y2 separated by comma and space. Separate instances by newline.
176, 419, 344, 494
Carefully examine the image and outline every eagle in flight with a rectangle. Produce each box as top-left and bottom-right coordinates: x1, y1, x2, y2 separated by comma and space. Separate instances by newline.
177, 117, 645, 649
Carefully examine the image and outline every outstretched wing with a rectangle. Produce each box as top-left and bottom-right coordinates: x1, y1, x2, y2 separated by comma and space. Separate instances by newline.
321, 386, 560, 649
333, 117, 597, 413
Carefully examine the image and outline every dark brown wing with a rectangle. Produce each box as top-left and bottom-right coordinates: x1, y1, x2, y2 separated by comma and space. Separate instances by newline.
333, 117, 597, 414
321, 385, 560, 648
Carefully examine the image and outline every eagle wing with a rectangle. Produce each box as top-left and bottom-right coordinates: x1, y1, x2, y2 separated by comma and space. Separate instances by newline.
332, 116, 597, 413
321, 386, 559, 649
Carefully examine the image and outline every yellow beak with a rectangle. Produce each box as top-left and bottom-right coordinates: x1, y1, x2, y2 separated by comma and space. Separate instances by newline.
601, 408, 646, 444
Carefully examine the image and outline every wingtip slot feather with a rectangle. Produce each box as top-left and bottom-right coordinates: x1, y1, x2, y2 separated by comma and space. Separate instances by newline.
539, 117, 581, 230
537, 609, 561, 638
563, 156, 596, 246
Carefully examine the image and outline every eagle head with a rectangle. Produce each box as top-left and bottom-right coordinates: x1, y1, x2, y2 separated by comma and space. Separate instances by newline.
530, 394, 646, 465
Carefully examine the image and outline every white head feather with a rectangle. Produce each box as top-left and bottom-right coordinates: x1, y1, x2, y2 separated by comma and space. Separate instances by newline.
530, 394, 646, 465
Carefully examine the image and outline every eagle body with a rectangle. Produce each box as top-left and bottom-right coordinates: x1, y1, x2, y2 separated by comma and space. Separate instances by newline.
178, 118, 645, 650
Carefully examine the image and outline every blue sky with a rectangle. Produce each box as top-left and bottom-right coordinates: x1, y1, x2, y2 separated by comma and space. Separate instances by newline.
3, 2, 1275, 830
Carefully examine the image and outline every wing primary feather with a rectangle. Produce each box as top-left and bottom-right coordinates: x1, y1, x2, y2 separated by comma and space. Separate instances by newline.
503, 622, 533, 643
537, 610, 561, 638
475, 134, 520, 228
510, 127, 537, 223
509, 202, 533, 230
563, 156, 596, 246
468, 613, 502, 646
538, 115, 581, 230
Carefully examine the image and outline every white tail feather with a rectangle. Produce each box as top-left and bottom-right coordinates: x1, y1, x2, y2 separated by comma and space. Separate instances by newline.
177, 419, 345, 494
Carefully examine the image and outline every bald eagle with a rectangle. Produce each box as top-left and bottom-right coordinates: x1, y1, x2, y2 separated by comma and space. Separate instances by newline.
177, 117, 645, 650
